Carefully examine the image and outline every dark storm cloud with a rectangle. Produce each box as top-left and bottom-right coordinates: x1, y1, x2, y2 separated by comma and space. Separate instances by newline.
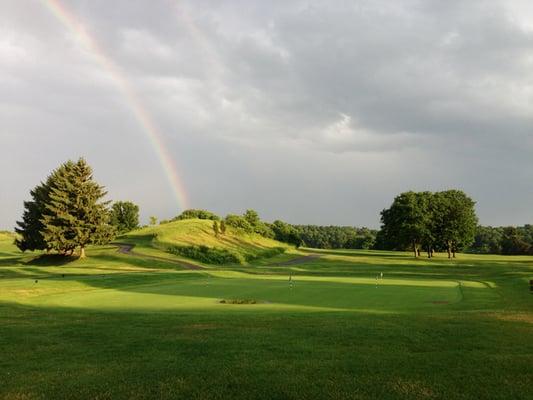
1, 0, 532, 229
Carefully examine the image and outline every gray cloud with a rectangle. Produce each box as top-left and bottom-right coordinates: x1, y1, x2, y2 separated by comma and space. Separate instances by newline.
1, 0, 532, 229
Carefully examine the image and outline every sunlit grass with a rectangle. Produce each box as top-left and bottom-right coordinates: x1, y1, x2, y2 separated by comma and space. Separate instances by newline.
0, 224, 532, 399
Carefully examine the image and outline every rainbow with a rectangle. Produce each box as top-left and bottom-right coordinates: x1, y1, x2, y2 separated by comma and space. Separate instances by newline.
41, 0, 189, 211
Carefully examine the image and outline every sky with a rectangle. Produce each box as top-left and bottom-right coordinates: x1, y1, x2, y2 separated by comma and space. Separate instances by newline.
1, 0, 532, 229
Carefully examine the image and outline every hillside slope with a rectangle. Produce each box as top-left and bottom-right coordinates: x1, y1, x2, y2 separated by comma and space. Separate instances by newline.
0, 232, 19, 257
121, 219, 292, 265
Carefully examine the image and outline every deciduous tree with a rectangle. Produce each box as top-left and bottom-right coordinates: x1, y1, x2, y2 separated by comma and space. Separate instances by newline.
380, 191, 432, 258
110, 201, 140, 234
433, 190, 478, 258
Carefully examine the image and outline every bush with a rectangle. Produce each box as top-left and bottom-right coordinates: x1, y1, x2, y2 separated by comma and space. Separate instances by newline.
253, 222, 275, 238
167, 245, 244, 264
224, 214, 253, 233
175, 209, 220, 221
167, 245, 285, 265
243, 247, 286, 261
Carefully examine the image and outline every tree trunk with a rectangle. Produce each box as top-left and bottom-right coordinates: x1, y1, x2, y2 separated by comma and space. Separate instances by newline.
79, 246, 86, 259
452, 241, 457, 258
447, 241, 452, 259
427, 245, 432, 258
413, 242, 418, 258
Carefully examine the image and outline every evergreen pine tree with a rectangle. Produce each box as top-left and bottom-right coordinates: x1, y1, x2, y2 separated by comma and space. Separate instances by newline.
220, 220, 226, 235
40, 158, 115, 258
15, 164, 67, 252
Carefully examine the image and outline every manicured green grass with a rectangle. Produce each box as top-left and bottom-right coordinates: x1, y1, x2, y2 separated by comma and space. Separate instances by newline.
1, 228, 532, 399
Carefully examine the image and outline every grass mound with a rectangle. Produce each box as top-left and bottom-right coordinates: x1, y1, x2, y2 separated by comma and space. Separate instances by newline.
122, 219, 290, 264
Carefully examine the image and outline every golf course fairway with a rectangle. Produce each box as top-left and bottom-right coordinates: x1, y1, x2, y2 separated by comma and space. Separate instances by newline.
1, 232, 532, 399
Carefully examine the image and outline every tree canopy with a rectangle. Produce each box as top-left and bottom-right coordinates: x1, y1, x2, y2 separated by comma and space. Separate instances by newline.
175, 209, 220, 221
224, 214, 253, 233
379, 191, 433, 257
270, 220, 302, 247
110, 201, 140, 234
379, 190, 478, 258
433, 190, 478, 258
291, 225, 375, 249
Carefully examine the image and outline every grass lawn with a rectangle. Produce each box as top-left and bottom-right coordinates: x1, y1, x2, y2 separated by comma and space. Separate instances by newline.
0, 230, 532, 399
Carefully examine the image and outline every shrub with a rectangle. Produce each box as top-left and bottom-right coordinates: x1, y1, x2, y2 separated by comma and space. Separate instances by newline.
167, 245, 285, 265
253, 222, 275, 238
167, 245, 244, 264
243, 247, 286, 261
175, 209, 220, 221
224, 214, 253, 233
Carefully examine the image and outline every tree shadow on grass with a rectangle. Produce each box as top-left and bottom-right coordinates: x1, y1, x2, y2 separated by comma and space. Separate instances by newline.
26, 254, 78, 267
92, 252, 192, 271
0, 251, 21, 258
0, 256, 26, 267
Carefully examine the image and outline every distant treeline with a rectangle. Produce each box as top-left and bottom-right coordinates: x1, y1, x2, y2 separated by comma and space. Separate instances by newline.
469, 225, 533, 255
292, 225, 377, 250
291, 224, 533, 255
170, 209, 377, 250
295, 221, 533, 257
172, 208, 533, 255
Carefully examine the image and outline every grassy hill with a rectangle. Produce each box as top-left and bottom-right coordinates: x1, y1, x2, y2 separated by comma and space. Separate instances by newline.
121, 219, 292, 265
0, 231, 15, 241
0, 231, 19, 258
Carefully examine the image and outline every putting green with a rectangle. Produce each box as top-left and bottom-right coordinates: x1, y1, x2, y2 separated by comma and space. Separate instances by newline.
0, 270, 490, 313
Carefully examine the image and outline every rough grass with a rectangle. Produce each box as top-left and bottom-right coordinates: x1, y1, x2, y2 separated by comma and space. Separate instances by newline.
0, 235, 532, 399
